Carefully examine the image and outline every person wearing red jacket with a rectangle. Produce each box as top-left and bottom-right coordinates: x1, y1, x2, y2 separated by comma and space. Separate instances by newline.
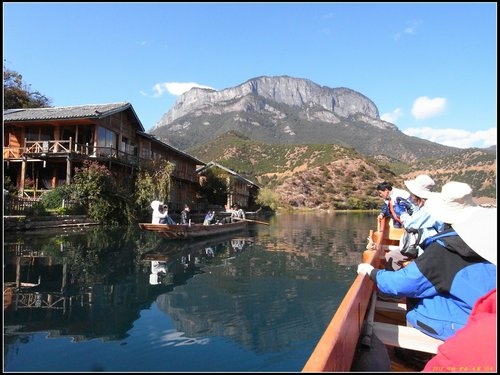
423, 288, 496, 372
422, 196, 497, 372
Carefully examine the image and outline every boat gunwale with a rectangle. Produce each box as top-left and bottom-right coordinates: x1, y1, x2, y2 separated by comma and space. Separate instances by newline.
138, 221, 248, 239
302, 217, 396, 372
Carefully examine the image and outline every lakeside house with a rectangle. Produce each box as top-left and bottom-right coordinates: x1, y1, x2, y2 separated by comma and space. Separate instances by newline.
3, 102, 259, 213
3, 102, 204, 212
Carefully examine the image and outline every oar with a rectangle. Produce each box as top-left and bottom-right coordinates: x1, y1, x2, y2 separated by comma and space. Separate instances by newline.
232, 217, 270, 226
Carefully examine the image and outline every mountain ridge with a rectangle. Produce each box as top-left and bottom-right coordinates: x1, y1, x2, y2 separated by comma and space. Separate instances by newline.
148, 75, 495, 207
151, 75, 460, 163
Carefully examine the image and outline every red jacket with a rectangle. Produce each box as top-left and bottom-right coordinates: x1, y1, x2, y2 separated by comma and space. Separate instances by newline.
423, 288, 496, 372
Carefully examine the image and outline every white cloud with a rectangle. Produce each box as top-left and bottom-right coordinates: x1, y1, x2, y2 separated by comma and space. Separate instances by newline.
411, 96, 447, 120
394, 20, 420, 41
381, 108, 403, 123
141, 82, 214, 98
403, 126, 497, 149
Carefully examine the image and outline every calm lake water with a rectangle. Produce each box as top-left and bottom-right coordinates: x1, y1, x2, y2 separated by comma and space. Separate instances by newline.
4, 211, 377, 372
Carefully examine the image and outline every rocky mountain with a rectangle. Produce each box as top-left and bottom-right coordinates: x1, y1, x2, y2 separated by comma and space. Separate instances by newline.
190, 132, 496, 208
150, 75, 495, 207
151, 75, 459, 163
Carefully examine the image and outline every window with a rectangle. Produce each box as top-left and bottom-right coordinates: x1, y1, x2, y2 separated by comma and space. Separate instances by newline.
97, 126, 117, 156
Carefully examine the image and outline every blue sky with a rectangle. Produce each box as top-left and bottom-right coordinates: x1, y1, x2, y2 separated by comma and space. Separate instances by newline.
3, 2, 497, 149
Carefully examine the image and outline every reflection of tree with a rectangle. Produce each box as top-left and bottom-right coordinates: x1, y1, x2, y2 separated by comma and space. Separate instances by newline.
3, 226, 254, 348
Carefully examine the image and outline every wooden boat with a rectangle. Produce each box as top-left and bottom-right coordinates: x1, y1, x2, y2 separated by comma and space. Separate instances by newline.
138, 221, 248, 239
302, 217, 443, 372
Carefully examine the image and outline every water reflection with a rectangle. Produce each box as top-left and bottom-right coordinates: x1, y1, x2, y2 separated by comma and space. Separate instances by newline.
4, 212, 377, 372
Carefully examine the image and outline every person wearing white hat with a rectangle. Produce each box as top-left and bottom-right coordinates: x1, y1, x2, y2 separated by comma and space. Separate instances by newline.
151, 200, 175, 224
422, 206, 497, 372
357, 181, 496, 341
384, 175, 445, 270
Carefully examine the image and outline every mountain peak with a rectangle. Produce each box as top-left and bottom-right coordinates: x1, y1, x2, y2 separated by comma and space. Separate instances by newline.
152, 75, 380, 131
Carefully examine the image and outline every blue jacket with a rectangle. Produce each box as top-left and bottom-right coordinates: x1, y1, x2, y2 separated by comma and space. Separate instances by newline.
370, 229, 496, 340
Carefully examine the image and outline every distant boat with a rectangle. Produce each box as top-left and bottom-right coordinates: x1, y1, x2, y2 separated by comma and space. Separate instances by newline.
302, 217, 443, 372
138, 221, 248, 239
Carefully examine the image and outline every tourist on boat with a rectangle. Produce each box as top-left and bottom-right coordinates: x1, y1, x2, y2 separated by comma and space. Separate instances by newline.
151, 200, 175, 224
376, 181, 411, 228
230, 203, 246, 223
384, 175, 445, 270
203, 210, 216, 225
422, 288, 496, 372
357, 181, 496, 341
180, 204, 191, 225
159, 204, 176, 225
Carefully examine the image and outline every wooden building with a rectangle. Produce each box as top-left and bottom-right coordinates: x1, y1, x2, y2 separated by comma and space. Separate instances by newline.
3, 102, 205, 212
196, 161, 260, 211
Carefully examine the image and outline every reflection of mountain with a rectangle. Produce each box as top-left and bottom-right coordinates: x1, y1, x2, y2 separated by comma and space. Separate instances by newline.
154, 245, 350, 354
256, 211, 374, 267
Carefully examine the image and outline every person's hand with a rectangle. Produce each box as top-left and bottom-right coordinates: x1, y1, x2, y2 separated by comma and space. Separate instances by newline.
357, 263, 374, 276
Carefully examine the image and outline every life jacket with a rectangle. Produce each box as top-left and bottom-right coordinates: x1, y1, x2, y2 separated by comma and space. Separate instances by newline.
420, 230, 458, 250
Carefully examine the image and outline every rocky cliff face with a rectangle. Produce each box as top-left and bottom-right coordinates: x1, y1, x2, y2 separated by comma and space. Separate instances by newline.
153, 75, 391, 130
150, 75, 458, 163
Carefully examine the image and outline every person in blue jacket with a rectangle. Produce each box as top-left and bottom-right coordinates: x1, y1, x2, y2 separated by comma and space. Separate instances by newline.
357, 181, 496, 341
384, 174, 445, 270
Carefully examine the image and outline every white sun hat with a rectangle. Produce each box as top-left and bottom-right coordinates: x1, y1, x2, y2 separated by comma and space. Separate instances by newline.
150, 200, 162, 210
453, 207, 497, 265
404, 174, 436, 199
425, 181, 477, 224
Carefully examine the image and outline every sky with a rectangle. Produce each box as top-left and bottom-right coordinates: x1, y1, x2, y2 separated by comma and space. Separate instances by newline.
3, 2, 497, 149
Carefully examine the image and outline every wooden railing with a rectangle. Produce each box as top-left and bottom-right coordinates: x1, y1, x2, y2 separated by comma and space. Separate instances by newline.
5, 140, 199, 174
5, 139, 149, 166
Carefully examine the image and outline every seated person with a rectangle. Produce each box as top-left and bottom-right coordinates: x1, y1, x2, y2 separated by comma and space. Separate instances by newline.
230, 203, 246, 222
423, 288, 496, 372
376, 181, 411, 228
357, 182, 496, 341
384, 175, 444, 270
159, 204, 176, 225
180, 204, 191, 224
151, 200, 173, 224
203, 210, 215, 225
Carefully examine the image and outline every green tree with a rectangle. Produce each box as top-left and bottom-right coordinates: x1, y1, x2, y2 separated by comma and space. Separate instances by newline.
198, 169, 228, 206
3, 64, 52, 109
135, 160, 176, 207
70, 160, 131, 225
256, 187, 280, 211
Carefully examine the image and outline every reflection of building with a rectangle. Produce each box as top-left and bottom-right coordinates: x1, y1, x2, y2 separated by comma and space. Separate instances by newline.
3, 252, 92, 313
3, 103, 204, 211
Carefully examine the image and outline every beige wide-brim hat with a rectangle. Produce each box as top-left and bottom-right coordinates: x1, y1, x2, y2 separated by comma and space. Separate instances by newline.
425, 181, 477, 224
453, 207, 497, 265
404, 174, 436, 199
